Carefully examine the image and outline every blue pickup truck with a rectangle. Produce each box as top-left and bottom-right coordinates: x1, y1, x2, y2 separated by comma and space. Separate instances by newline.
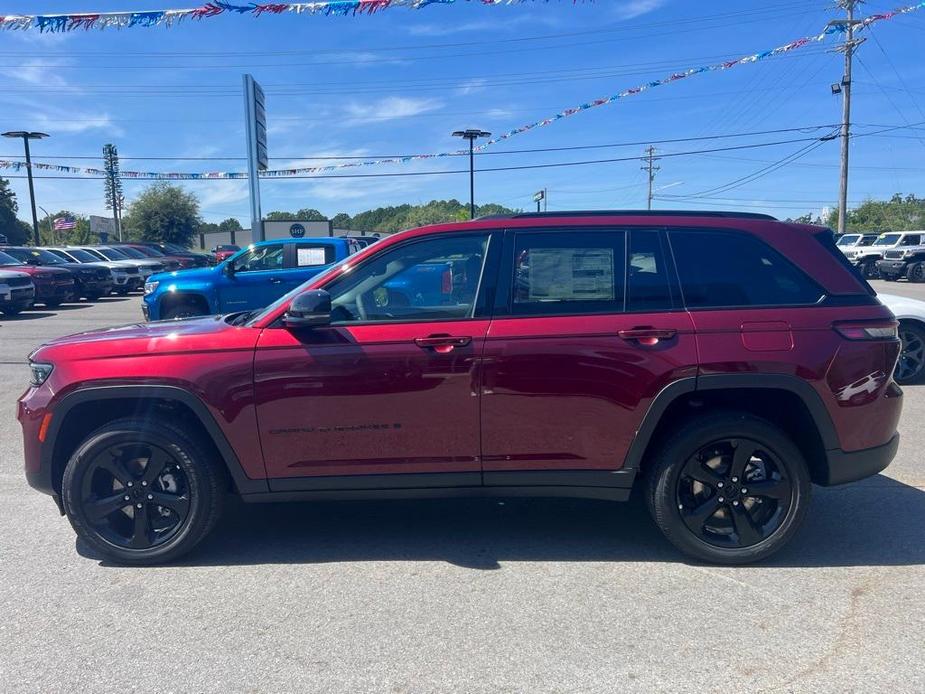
142, 237, 359, 320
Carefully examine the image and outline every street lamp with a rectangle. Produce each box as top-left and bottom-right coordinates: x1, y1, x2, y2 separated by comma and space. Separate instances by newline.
452, 129, 491, 219
38, 206, 52, 245
2, 131, 49, 246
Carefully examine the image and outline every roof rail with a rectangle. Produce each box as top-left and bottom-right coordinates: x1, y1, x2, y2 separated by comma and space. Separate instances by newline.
476, 210, 778, 221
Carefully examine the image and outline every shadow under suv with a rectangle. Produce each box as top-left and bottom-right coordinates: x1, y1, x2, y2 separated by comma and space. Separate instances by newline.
19, 211, 902, 565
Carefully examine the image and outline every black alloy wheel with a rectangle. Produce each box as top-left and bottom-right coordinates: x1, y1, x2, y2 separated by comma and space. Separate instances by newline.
78, 442, 191, 550
861, 259, 879, 279
676, 439, 791, 549
896, 322, 925, 384
646, 412, 810, 564
62, 418, 224, 564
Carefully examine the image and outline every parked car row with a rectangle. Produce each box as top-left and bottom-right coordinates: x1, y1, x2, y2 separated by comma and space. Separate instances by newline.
0, 242, 210, 315
839, 230, 925, 280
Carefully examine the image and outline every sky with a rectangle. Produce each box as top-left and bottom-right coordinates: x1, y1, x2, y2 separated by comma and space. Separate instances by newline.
1, 0, 924, 228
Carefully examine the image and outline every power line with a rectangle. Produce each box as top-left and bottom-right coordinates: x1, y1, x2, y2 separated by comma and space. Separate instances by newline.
0, 124, 843, 162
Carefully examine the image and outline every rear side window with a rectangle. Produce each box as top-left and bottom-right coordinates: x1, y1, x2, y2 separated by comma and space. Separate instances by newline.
627, 231, 673, 311
294, 244, 335, 267
512, 231, 625, 316
670, 230, 823, 308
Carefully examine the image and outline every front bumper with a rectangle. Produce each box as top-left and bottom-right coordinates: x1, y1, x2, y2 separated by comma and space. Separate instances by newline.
822, 434, 899, 486
876, 259, 908, 277
34, 282, 74, 303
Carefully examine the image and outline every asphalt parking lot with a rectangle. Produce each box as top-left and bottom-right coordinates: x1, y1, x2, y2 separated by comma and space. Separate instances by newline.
1, 282, 923, 693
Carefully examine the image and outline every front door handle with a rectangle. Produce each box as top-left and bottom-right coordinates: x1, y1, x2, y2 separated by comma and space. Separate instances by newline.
414, 335, 472, 354
618, 327, 677, 346
268, 277, 282, 284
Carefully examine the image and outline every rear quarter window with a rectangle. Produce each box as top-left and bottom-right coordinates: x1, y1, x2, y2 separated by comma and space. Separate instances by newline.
669, 229, 824, 308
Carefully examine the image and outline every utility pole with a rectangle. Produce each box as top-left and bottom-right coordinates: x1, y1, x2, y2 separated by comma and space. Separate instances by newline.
642, 146, 660, 210
832, 1, 864, 235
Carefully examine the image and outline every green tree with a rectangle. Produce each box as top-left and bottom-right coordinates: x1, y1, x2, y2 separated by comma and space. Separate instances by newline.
331, 212, 351, 229
123, 183, 202, 246
218, 217, 242, 233
0, 177, 31, 245
825, 194, 925, 232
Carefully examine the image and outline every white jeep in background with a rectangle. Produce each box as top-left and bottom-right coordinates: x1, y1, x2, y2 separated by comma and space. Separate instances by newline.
843, 231, 923, 279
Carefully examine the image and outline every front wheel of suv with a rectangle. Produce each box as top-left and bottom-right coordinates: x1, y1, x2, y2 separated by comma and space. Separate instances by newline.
906, 262, 925, 283
61, 418, 225, 564
646, 412, 811, 565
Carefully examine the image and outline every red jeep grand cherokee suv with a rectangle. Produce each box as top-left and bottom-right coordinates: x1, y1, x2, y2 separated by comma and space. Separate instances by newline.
18, 211, 902, 565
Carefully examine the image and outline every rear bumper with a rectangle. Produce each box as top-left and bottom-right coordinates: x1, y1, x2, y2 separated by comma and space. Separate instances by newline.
821, 434, 899, 486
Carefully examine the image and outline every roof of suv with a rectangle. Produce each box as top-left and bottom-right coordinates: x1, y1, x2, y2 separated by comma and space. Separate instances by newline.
478, 210, 778, 221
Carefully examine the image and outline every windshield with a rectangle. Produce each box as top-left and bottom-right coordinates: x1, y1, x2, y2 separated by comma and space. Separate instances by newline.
114, 246, 146, 259
59, 248, 98, 262
4, 247, 67, 265
874, 233, 902, 246
163, 243, 189, 254
245, 256, 352, 326
837, 235, 860, 246
136, 246, 165, 257
96, 247, 130, 260
0, 250, 23, 266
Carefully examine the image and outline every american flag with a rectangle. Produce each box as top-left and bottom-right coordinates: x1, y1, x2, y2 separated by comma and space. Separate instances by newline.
53, 217, 76, 231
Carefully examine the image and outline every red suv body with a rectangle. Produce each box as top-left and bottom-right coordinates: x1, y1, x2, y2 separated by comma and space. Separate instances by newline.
18, 212, 902, 564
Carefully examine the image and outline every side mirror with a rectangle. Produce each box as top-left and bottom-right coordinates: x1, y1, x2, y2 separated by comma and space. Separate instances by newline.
223, 261, 236, 276
283, 289, 331, 329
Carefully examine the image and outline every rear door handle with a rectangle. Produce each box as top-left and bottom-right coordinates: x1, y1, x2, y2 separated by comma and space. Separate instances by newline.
618, 328, 677, 346
414, 335, 472, 354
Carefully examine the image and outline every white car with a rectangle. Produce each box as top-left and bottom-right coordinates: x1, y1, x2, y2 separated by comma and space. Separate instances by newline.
0, 269, 35, 315
44, 247, 143, 296
880, 292, 925, 384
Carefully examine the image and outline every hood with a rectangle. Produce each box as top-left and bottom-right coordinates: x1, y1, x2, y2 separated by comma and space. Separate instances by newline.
148, 265, 218, 285
0, 263, 70, 277
878, 293, 925, 320
0, 270, 31, 280
31, 313, 256, 364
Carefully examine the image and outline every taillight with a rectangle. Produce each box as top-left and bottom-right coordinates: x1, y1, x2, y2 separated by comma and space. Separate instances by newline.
833, 320, 899, 340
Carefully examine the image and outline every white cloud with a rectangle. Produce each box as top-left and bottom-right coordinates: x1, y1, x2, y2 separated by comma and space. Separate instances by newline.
613, 0, 669, 21
456, 78, 488, 96
343, 97, 444, 125
0, 59, 70, 88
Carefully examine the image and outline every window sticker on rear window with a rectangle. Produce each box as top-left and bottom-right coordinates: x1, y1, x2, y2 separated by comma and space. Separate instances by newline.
523, 248, 614, 302
297, 247, 327, 267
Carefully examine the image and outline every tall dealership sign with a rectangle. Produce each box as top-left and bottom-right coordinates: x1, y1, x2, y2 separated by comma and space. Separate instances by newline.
243, 74, 268, 241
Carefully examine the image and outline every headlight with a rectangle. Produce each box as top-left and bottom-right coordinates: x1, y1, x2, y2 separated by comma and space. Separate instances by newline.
144, 281, 159, 295
904, 250, 919, 258
29, 362, 53, 386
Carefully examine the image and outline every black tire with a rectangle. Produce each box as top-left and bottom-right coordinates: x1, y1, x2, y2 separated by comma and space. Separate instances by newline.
61, 417, 225, 565
1, 306, 22, 315
115, 288, 129, 296
163, 302, 206, 320
860, 259, 879, 279
884, 274, 897, 282
85, 292, 103, 301
906, 262, 925, 283
646, 411, 811, 565
896, 321, 925, 385
44, 299, 62, 308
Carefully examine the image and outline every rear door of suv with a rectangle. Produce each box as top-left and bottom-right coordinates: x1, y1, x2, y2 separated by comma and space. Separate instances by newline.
479, 226, 698, 489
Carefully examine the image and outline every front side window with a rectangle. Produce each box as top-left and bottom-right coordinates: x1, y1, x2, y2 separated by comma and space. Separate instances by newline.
512, 231, 625, 316
670, 230, 823, 308
233, 244, 285, 273
325, 234, 489, 323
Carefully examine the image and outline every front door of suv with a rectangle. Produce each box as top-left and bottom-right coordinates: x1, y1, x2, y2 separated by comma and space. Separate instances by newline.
254, 232, 497, 488
479, 227, 698, 488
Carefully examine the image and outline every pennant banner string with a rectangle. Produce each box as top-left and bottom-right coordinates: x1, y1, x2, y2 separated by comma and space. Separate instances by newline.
3, 2, 572, 32
0, 1, 922, 179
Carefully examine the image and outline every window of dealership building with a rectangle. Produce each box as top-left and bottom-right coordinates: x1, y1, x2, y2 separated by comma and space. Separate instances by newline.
197, 218, 383, 249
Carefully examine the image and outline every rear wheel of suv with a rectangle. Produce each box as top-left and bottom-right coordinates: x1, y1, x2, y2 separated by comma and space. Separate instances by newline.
646, 412, 811, 564
61, 418, 224, 564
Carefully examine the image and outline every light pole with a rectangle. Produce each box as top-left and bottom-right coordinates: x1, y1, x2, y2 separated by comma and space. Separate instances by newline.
38, 205, 52, 245
2, 131, 49, 246
452, 129, 491, 219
